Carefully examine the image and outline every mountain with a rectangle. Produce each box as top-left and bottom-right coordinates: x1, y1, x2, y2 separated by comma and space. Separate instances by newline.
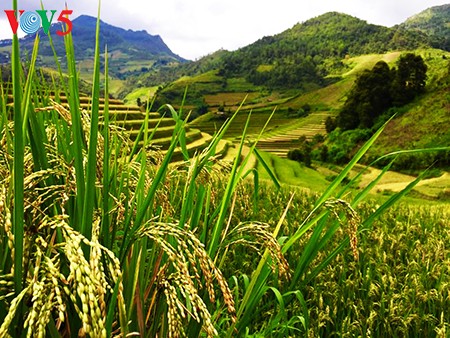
0, 15, 186, 80
139, 11, 433, 105
400, 4, 450, 51
215, 12, 430, 88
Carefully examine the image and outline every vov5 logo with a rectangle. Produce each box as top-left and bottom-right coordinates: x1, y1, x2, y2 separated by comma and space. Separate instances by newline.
4, 9, 73, 36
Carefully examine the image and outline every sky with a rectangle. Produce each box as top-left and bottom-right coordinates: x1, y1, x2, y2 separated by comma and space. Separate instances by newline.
0, 0, 449, 60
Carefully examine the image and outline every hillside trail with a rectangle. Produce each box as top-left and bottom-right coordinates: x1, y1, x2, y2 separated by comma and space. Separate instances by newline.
358, 167, 450, 195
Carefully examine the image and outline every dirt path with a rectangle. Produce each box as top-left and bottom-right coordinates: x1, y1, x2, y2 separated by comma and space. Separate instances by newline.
359, 168, 450, 197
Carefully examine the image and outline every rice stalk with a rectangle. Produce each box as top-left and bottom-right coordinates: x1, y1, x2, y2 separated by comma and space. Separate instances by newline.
222, 221, 290, 279
138, 222, 236, 336
0, 285, 31, 337
324, 199, 360, 260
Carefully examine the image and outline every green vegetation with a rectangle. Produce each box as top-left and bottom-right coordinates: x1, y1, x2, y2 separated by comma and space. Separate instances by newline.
1, 4, 449, 337
118, 10, 441, 102
337, 53, 427, 131
3, 4, 450, 338
401, 4, 450, 51
211, 12, 430, 91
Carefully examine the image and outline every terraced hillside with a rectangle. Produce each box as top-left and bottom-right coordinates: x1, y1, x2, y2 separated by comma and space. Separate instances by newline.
255, 112, 329, 158
2, 89, 229, 163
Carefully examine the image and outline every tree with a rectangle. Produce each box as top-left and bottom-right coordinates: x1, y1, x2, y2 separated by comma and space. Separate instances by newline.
391, 53, 427, 106
287, 137, 312, 167
337, 54, 427, 131
337, 61, 393, 130
325, 116, 337, 133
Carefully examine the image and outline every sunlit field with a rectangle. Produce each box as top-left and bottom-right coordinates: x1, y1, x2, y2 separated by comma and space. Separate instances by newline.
1, 3, 449, 337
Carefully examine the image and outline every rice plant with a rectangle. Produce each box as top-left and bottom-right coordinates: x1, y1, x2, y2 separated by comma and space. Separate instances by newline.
1, 2, 447, 337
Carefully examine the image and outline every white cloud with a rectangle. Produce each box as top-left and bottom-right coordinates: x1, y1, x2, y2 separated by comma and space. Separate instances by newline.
0, 0, 448, 59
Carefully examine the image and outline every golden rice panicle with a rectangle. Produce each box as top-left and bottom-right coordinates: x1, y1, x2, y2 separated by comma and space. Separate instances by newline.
64, 229, 105, 336
23, 237, 66, 338
191, 237, 236, 323
325, 199, 360, 260
0, 186, 15, 276
0, 285, 32, 337
225, 221, 291, 280
90, 216, 108, 318
139, 222, 236, 336
44, 216, 125, 338
162, 279, 185, 338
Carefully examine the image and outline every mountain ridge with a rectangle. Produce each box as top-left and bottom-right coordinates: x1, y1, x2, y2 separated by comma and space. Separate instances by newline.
400, 4, 450, 51
0, 14, 186, 81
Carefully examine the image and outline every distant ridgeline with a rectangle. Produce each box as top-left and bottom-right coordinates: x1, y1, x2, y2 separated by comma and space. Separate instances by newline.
0, 15, 186, 79
0, 5, 448, 97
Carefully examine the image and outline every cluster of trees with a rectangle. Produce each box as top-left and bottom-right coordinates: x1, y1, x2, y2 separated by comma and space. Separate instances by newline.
336, 53, 428, 130
287, 134, 327, 167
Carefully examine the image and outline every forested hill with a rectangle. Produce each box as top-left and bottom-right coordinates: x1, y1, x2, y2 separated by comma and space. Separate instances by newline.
131, 11, 434, 92
400, 4, 450, 51
217, 12, 430, 87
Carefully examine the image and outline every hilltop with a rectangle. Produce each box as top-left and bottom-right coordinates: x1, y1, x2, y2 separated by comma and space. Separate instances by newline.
400, 4, 450, 51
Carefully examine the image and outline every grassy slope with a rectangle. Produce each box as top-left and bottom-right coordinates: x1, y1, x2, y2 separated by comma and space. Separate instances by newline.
257, 150, 450, 202
374, 86, 450, 150
257, 151, 331, 192
123, 86, 159, 104
372, 49, 450, 152
127, 48, 449, 200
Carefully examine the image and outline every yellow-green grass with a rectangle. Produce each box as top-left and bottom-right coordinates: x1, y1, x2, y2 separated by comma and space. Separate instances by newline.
256, 151, 331, 191
108, 78, 127, 95
204, 92, 261, 107
358, 166, 450, 198
255, 151, 450, 203
341, 51, 402, 77
284, 77, 354, 111
173, 70, 222, 85
124, 86, 159, 104
370, 86, 450, 154
256, 64, 274, 72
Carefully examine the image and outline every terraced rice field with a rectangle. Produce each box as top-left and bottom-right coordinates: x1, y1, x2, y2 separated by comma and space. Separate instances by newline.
3, 91, 230, 163
190, 110, 292, 138
255, 112, 330, 157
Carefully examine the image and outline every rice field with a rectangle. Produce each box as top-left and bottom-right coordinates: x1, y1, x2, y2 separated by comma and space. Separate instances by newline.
1, 5, 449, 337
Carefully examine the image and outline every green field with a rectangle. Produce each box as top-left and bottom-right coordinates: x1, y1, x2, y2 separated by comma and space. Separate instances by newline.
1, 8, 450, 338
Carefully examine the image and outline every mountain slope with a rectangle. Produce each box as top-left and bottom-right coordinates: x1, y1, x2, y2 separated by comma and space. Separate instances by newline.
370, 51, 450, 156
400, 4, 450, 51
132, 11, 433, 98
140, 11, 435, 108
0, 15, 185, 80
